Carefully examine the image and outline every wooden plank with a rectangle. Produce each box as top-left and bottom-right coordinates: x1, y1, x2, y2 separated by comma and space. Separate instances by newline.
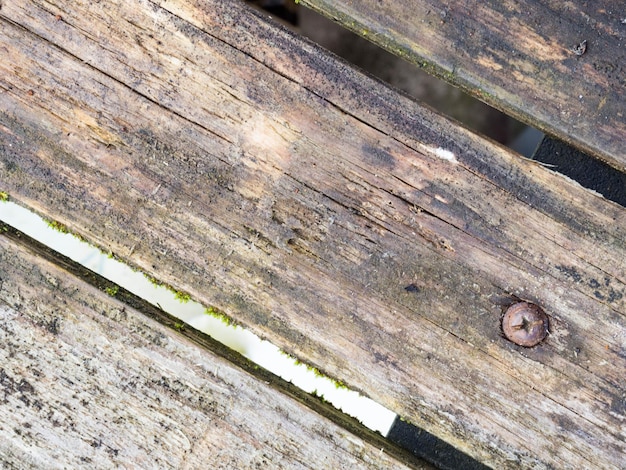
0, 233, 418, 469
1, 0, 625, 468
300, 0, 626, 170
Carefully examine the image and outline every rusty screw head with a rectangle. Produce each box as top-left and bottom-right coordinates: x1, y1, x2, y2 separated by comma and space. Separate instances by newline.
502, 302, 549, 347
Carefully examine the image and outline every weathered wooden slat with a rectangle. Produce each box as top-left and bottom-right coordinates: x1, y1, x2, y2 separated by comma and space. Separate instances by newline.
0, 234, 417, 469
0, 0, 625, 468
301, 0, 626, 170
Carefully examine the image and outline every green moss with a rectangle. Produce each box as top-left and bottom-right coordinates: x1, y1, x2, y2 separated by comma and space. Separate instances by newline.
307, 364, 324, 378
334, 379, 347, 390
278, 350, 349, 390
105, 285, 119, 297
399, 416, 413, 425
312, 390, 330, 404
279, 349, 302, 366
43, 218, 93, 248
73, 232, 87, 243
174, 321, 185, 331
204, 306, 235, 327
142, 274, 194, 306
144, 273, 161, 287
46, 219, 69, 233
0, 191, 8, 202
174, 290, 191, 303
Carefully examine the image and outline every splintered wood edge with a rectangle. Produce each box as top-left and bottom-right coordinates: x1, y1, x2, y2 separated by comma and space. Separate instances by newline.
1, 0, 625, 468
301, 0, 626, 171
0, 233, 424, 470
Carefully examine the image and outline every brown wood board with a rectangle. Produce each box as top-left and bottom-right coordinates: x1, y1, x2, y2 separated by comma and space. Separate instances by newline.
0, 233, 419, 469
301, 0, 626, 171
0, 0, 625, 468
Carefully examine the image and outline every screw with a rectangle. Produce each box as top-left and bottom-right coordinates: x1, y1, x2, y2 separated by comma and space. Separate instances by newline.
502, 302, 549, 347
572, 40, 587, 56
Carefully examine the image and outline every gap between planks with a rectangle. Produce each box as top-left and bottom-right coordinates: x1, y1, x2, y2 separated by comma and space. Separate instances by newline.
0, 0, 625, 468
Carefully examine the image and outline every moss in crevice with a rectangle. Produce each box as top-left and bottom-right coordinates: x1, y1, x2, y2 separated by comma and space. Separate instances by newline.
174, 290, 191, 303
105, 285, 119, 297
279, 350, 350, 392
143, 273, 195, 307
45, 219, 69, 234
204, 305, 237, 327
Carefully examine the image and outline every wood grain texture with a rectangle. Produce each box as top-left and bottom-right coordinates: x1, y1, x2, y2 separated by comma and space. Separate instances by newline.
0, 0, 625, 468
302, 0, 626, 170
0, 234, 417, 470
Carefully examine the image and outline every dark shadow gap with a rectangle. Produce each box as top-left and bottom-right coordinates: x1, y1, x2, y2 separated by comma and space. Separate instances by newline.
388, 417, 490, 470
248, 0, 626, 209
533, 135, 626, 207
247, 0, 541, 155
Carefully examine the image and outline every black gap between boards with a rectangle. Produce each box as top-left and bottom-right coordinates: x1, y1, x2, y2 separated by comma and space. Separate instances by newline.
246, 0, 532, 148
250, 2, 626, 209
533, 135, 626, 208
387, 417, 490, 470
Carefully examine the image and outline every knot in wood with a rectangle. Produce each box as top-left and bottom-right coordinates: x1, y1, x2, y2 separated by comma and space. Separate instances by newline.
502, 302, 549, 347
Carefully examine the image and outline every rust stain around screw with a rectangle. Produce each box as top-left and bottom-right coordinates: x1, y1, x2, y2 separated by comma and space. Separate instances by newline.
502, 302, 549, 347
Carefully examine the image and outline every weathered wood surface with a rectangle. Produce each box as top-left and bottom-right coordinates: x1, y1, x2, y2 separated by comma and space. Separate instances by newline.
0, 234, 418, 469
302, 0, 626, 170
1, 0, 625, 468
